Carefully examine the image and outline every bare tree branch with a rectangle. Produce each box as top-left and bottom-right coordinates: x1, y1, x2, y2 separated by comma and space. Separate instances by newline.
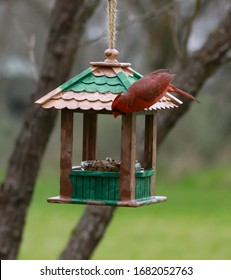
168, 4, 182, 60
181, 0, 201, 60
158, 8, 231, 144
169, 0, 201, 62
221, 55, 231, 64
12, 15, 38, 82
0, 0, 100, 260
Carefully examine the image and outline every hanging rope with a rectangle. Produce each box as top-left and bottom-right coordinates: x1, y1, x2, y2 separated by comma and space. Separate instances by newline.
107, 0, 117, 49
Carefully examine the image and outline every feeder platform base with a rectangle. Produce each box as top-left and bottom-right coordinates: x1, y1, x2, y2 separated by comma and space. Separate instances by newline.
47, 196, 167, 207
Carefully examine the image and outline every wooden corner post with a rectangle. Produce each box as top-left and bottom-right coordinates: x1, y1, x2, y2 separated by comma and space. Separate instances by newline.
82, 113, 97, 160
60, 109, 73, 197
120, 113, 136, 201
144, 112, 157, 196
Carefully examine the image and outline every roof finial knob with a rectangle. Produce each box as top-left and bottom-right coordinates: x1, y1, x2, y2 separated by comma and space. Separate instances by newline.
104, 49, 119, 62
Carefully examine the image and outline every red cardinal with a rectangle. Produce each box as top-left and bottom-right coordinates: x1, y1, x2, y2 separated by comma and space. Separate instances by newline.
112, 69, 198, 118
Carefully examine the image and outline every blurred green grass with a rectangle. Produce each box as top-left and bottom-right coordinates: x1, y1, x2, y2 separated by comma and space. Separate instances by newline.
17, 164, 231, 260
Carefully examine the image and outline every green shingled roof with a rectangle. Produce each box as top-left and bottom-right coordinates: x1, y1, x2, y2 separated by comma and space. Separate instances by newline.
59, 67, 142, 94
35, 49, 182, 111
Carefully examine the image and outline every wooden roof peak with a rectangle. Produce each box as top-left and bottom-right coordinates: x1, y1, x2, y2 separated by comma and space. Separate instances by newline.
90, 48, 131, 68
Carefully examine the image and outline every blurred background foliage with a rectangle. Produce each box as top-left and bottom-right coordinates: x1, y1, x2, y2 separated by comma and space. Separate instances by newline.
0, 0, 231, 259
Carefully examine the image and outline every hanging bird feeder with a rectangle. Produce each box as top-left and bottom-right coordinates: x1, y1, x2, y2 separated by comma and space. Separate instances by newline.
35, 0, 182, 207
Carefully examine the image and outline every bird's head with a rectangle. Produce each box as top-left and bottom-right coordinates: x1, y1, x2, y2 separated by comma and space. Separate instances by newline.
111, 94, 124, 118
112, 110, 120, 118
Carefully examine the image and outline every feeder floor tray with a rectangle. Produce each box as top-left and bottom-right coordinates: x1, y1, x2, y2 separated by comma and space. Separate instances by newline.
48, 169, 167, 207
47, 195, 167, 207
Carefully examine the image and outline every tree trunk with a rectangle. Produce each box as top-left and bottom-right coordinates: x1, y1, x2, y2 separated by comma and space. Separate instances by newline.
0, 0, 100, 260
59, 206, 115, 260
157, 8, 231, 144
59, 8, 231, 260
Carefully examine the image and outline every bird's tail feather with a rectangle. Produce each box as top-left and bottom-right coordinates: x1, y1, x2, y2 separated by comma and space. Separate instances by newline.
168, 84, 200, 103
